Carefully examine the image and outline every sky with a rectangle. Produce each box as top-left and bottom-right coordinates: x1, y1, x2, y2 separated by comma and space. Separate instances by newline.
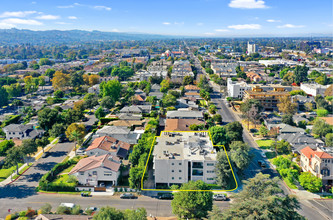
0, 0, 332, 37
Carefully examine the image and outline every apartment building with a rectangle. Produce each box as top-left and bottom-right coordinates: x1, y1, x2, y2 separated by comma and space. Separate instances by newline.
171, 60, 194, 83
243, 86, 290, 111
300, 83, 330, 97
227, 78, 250, 98
247, 41, 257, 55
300, 146, 333, 187
153, 131, 217, 188
211, 62, 237, 78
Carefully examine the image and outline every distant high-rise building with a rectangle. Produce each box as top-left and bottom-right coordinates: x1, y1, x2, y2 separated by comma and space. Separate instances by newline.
247, 41, 256, 55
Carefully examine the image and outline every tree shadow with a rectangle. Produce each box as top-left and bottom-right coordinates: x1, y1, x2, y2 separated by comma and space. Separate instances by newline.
0, 185, 37, 199
34, 162, 57, 171
50, 151, 67, 158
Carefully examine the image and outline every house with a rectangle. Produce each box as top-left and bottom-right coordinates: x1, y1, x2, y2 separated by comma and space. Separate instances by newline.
293, 115, 309, 125
69, 154, 121, 186
211, 62, 237, 77
95, 126, 141, 144
165, 119, 205, 131
278, 132, 324, 153
166, 110, 204, 120
184, 92, 201, 99
3, 124, 44, 140
153, 131, 217, 188
300, 146, 333, 187
246, 72, 262, 82
319, 117, 333, 126
171, 61, 194, 83
175, 98, 199, 110
148, 92, 164, 100
117, 113, 142, 121
243, 86, 290, 111
119, 105, 152, 114
151, 84, 161, 92
291, 95, 316, 111
108, 119, 146, 128
88, 84, 100, 94
86, 136, 130, 159
184, 85, 200, 93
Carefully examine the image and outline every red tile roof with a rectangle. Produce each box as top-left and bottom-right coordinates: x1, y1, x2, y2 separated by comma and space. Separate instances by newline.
301, 146, 333, 159
69, 154, 120, 174
86, 136, 130, 153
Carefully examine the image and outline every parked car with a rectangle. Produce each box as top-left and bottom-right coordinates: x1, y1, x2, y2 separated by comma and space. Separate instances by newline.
59, 135, 68, 143
41, 152, 50, 158
85, 207, 98, 212
120, 193, 136, 199
213, 194, 227, 201
158, 193, 173, 200
261, 152, 266, 158
81, 192, 90, 197
60, 203, 76, 209
258, 160, 267, 168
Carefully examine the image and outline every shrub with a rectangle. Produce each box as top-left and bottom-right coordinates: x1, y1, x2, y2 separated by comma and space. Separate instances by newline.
26, 208, 36, 218
41, 203, 52, 214
57, 206, 72, 215
71, 205, 81, 215
19, 211, 27, 217
299, 172, 323, 193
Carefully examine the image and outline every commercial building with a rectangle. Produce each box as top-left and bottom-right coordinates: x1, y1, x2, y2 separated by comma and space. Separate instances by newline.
243, 86, 290, 111
153, 131, 217, 187
300, 83, 330, 97
247, 42, 256, 55
227, 78, 250, 98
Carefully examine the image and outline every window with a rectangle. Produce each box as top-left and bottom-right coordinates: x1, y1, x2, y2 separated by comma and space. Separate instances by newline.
207, 170, 214, 173
79, 172, 84, 175
207, 178, 214, 180
172, 170, 174, 173
172, 177, 174, 180
179, 163, 182, 165
92, 171, 97, 175
179, 170, 182, 172
179, 177, 182, 180
171, 163, 174, 165
104, 172, 112, 176
207, 163, 214, 166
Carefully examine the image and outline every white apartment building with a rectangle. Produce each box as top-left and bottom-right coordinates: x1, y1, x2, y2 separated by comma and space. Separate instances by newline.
227, 78, 250, 98
247, 42, 256, 55
153, 131, 217, 188
300, 83, 330, 97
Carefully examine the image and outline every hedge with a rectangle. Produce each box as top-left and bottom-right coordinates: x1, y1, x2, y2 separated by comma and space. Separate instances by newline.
1, 115, 21, 127
39, 157, 80, 192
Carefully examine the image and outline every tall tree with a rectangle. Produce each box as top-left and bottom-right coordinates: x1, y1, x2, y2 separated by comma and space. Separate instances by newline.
229, 141, 251, 171
0, 87, 9, 107
36, 136, 50, 153
38, 108, 60, 131
240, 99, 262, 129
171, 180, 213, 219
66, 123, 85, 156
51, 71, 70, 90
215, 151, 234, 188
277, 96, 297, 115
5, 146, 25, 174
313, 119, 332, 138
100, 80, 122, 102
224, 122, 243, 142
209, 126, 230, 147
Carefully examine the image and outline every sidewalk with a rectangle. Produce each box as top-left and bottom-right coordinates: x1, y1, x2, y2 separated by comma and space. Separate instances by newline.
0, 137, 59, 186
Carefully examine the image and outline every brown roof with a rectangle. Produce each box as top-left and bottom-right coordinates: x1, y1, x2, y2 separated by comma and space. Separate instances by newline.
108, 120, 144, 127
185, 92, 200, 96
320, 117, 333, 126
301, 146, 333, 161
185, 85, 200, 91
36, 214, 92, 220
165, 119, 205, 131
134, 94, 145, 102
69, 154, 121, 174
86, 136, 130, 152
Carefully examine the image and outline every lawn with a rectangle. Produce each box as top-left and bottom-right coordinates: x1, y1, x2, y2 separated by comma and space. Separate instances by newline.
53, 174, 77, 187
0, 163, 23, 182
60, 164, 76, 175
256, 139, 274, 150
48, 137, 56, 143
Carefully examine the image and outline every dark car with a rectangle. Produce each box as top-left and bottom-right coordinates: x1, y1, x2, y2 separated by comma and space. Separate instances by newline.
81, 192, 90, 197
58, 135, 68, 143
41, 152, 50, 158
120, 193, 136, 199
258, 160, 267, 168
158, 193, 173, 200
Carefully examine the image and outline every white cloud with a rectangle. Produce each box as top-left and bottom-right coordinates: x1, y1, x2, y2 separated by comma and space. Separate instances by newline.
228, 24, 261, 29
36, 15, 60, 20
174, 22, 184, 25
94, 6, 111, 11
0, 22, 16, 28
267, 19, 281, 22
68, 16, 78, 20
277, 24, 305, 28
215, 29, 230, 32
204, 33, 216, 36
111, 28, 120, 32
163, 22, 171, 25
57, 3, 81, 9
197, 22, 204, 26
55, 22, 70, 25
2, 18, 43, 25
0, 11, 37, 18
229, 0, 268, 9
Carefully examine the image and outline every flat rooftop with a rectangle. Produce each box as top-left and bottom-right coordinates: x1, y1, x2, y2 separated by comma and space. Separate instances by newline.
153, 131, 216, 161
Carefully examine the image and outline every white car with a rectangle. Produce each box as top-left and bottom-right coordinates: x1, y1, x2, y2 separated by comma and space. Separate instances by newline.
60, 203, 76, 209
261, 152, 266, 158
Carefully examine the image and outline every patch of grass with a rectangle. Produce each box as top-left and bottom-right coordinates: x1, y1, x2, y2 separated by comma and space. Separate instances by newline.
266, 151, 277, 159
12, 164, 32, 180
320, 195, 333, 199
256, 139, 274, 149
48, 137, 56, 143
53, 174, 77, 187
60, 164, 76, 175
38, 190, 85, 195
283, 178, 297, 189
0, 163, 23, 182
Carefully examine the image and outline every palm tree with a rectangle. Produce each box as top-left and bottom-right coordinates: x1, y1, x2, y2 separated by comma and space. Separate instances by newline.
70, 130, 82, 156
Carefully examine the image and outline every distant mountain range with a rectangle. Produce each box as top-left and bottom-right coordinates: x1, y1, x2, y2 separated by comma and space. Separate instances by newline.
0, 29, 180, 44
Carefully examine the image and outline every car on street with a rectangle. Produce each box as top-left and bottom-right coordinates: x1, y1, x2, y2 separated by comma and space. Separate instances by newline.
85, 207, 99, 212
59, 135, 68, 143
120, 193, 137, 199
41, 152, 50, 158
60, 203, 76, 209
213, 194, 227, 201
158, 193, 173, 200
261, 152, 267, 158
258, 160, 267, 168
